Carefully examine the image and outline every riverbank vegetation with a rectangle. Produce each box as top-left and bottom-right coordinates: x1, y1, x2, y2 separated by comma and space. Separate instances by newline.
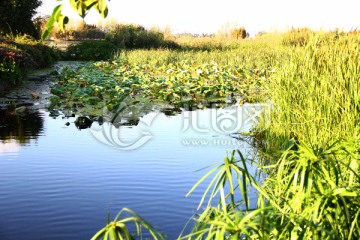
180, 31, 360, 239
0, 34, 59, 89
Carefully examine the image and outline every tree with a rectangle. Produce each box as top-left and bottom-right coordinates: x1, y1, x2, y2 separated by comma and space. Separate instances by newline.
0, 0, 42, 38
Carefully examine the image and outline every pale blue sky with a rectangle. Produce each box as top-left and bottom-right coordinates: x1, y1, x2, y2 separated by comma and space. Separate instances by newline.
37, 0, 360, 35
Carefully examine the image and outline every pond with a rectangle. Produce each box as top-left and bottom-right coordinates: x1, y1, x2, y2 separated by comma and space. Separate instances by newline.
0, 78, 264, 239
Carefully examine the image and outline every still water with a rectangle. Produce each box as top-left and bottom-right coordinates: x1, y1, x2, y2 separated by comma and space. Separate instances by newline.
0, 106, 257, 239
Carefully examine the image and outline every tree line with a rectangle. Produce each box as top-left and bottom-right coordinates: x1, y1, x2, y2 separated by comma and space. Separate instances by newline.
0, 0, 42, 38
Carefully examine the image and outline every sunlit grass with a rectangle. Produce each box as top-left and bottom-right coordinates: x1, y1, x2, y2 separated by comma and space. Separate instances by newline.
257, 33, 360, 149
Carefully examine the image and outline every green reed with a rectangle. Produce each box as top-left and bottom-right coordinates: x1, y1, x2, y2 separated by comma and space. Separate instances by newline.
258, 33, 360, 148
91, 208, 165, 240
183, 142, 359, 239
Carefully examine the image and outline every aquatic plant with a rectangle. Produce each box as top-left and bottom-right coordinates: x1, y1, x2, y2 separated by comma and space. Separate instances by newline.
50, 51, 274, 117
91, 208, 165, 240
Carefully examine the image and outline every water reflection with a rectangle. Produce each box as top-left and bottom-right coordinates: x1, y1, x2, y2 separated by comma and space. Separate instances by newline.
74, 116, 93, 130
0, 108, 44, 144
0, 139, 19, 153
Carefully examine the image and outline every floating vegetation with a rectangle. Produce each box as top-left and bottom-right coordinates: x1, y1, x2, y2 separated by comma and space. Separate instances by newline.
49, 56, 273, 120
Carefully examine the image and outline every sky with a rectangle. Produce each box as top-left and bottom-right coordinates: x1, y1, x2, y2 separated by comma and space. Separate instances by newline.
37, 0, 360, 36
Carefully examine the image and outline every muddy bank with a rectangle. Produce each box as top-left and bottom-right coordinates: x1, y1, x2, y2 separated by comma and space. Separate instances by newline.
0, 61, 83, 113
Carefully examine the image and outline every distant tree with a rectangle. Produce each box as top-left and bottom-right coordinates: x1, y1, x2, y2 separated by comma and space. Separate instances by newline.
0, 0, 42, 38
231, 27, 247, 39
256, 31, 267, 37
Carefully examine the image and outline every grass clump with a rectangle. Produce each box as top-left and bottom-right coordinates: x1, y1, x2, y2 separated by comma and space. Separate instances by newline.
183, 141, 359, 239
91, 208, 165, 240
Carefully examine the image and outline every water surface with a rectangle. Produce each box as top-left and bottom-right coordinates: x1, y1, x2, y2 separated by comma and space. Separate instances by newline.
0, 107, 256, 239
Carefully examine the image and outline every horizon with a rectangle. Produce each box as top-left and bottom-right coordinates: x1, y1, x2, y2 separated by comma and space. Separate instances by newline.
37, 0, 360, 36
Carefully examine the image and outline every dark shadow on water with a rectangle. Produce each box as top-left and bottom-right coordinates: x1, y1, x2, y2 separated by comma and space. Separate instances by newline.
0, 108, 44, 144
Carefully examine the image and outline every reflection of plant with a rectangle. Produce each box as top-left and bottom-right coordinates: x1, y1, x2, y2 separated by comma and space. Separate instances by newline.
91, 208, 165, 240
0, 109, 44, 145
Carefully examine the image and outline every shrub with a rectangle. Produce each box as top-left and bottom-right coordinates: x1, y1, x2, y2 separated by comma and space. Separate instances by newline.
105, 24, 169, 49
18, 43, 59, 68
0, 51, 22, 84
282, 27, 313, 46
0, 36, 60, 85
73, 28, 106, 40
66, 40, 117, 60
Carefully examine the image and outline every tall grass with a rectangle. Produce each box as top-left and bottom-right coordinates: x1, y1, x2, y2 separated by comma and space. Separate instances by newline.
259, 33, 360, 149
114, 39, 287, 69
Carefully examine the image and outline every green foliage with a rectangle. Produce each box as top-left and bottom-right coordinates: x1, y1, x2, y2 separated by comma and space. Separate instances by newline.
42, 0, 109, 40
91, 208, 165, 240
263, 139, 360, 239
186, 150, 255, 211
50, 22, 107, 40
42, 5, 69, 40
69, 0, 108, 19
0, 0, 42, 38
19, 42, 59, 68
65, 40, 116, 60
